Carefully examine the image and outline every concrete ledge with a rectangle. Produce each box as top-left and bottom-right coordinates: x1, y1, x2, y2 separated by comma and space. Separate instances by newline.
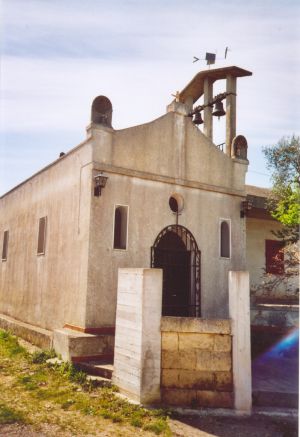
0, 313, 53, 349
161, 317, 231, 334
53, 328, 115, 362
253, 391, 298, 409
64, 323, 115, 335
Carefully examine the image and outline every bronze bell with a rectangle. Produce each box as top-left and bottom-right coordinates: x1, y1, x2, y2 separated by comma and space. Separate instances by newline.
193, 111, 203, 125
212, 101, 225, 117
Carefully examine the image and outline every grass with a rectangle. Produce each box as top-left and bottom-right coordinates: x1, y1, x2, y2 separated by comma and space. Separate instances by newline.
0, 402, 26, 425
0, 330, 27, 357
0, 329, 172, 436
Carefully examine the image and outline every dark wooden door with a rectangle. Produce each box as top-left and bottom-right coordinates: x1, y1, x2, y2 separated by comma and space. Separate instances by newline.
154, 247, 190, 316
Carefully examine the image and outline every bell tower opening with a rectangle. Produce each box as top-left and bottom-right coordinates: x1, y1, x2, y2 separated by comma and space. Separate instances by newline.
167, 66, 252, 157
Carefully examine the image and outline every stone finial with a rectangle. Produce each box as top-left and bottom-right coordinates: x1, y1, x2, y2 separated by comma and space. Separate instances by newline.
91, 96, 113, 128
231, 135, 248, 160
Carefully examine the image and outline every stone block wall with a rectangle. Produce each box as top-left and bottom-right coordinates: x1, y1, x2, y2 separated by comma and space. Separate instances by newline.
161, 317, 233, 408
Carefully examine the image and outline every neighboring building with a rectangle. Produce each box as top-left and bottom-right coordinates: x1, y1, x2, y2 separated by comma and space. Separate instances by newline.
246, 184, 298, 301
245, 184, 298, 350
1, 66, 253, 362
246, 184, 284, 294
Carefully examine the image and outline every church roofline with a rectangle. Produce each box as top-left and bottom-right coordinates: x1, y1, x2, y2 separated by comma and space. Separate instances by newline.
0, 138, 90, 199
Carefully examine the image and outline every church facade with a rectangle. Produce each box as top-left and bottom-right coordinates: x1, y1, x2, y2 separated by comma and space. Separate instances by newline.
1, 66, 253, 360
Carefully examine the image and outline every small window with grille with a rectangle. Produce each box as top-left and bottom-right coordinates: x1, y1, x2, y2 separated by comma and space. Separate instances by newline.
220, 220, 230, 258
113, 205, 128, 250
2, 230, 9, 261
37, 217, 47, 255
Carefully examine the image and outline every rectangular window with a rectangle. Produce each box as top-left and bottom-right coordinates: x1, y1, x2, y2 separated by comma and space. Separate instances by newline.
37, 217, 47, 255
2, 230, 9, 261
265, 239, 284, 274
113, 205, 128, 250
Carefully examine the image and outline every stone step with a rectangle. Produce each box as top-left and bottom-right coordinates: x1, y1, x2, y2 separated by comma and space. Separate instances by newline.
86, 374, 112, 388
252, 391, 299, 409
75, 361, 114, 379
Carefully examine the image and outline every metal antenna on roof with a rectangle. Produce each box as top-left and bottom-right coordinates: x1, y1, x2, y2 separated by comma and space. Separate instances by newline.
224, 46, 230, 58
192, 48, 231, 65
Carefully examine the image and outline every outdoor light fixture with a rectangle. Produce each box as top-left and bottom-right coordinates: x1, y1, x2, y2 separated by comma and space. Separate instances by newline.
94, 172, 108, 197
240, 200, 253, 218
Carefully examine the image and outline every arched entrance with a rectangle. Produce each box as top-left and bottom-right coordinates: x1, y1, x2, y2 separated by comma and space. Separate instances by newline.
151, 225, 201, 317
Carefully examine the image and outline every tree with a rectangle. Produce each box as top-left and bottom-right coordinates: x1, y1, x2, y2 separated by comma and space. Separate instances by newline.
254, 136, 300, 300
263, 135, 300, 242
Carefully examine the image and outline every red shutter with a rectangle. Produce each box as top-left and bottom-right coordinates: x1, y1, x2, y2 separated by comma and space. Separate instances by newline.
265, 240, 284, 275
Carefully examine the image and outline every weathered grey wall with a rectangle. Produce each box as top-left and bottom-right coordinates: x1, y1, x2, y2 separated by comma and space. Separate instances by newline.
0, 142, 93, 330
1, 109, 249, 332
86, 175, 247, 326
89, 112, 247, 192
85, 111, 248, 327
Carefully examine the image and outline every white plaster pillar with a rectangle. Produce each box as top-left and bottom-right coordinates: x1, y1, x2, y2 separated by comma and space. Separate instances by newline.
203, 77, 213, 140
226, 75, 237, 156
113, 268, 163, 404
184, 95, 194, 114
228, 271, 252, 414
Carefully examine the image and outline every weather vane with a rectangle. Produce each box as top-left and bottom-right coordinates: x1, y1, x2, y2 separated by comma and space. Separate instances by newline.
193, 47, 230, 66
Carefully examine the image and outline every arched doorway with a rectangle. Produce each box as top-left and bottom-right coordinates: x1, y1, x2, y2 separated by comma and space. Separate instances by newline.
151, 225, 201, 317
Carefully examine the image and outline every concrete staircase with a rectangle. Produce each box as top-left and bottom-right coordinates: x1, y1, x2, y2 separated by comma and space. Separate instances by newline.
75, 360, 114, 387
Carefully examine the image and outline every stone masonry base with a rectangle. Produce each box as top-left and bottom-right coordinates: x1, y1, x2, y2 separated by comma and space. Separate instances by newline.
161, 317, 233, 409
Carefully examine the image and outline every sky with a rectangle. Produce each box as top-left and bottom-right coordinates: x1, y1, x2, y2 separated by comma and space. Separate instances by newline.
0, 0, 299, 195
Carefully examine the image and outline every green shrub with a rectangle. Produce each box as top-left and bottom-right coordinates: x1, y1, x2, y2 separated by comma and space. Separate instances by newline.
31, 349, 56, 364
130, 416, 143, 428
0, 330, 26, 357
143, 418, 170, 435
58, 361, 88, 386
0, 403, 25, 424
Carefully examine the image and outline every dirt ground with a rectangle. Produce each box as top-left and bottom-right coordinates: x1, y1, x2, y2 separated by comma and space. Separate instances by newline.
0, 412, 298, 437
2, 338, 297, 437
170, 413, 298, 437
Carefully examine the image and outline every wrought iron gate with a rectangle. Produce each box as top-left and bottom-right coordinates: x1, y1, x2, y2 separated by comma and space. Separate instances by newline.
151, 225, 201, 317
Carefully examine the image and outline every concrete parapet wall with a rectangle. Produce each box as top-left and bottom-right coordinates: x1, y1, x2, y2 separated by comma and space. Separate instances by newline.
251, 305, 299, 330
161, 317, 233, 408
113, 268, 163, 404
229, 271, 252, 413
0, 313, 53, 349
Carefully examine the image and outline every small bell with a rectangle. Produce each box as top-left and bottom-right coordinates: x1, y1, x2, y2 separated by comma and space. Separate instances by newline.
212, 101, 225, 117
193, 111, 203, 125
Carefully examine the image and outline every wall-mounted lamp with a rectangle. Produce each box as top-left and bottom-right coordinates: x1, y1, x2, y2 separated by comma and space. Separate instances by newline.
240, 200, 253, 218
94, 172, 108, 197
